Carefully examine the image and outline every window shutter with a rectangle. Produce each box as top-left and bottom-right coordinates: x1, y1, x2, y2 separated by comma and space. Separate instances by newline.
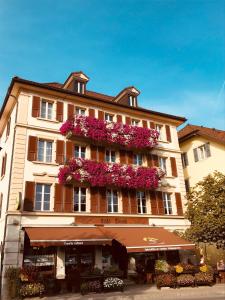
156, 191, 164, 215
117, 115, 122, 123
56, 140, 65, 164
98, 146, 105, 162
27, 136, 37, 161
54, 183, 63, 212
98, 110, 104, 120
99, 187, 107, 213
130, 190, 137, 214
150, 191, 157, 214
152, 154, 159, 167
89, 108, 95, 118
175, 193, 183, 216
1, 155, 6, 177
147, 155, 153, 167
32, 96, 40, 117
64, 185, 73, 212
127, 151, 133, 165
165, 125, 172, 143
6, 118, 11, 137
142, 120, 147, 128
193, 148, 199, 162
24, 181, 35, 211
90, 145, 98, 161
119, 150, 127, 164
56, 102, 64, 122
90, 187, 99, 213
66, 141, 73, 161
205, 143, 211, 157
122, 190, 129, 214
3, 154, 7, 176
126, 117, 131, 125
67, 104, 75, 119
150, 122, 155, 129
170, 157, 178, 177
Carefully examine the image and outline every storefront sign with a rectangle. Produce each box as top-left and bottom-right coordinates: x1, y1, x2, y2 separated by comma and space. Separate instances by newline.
144, 247, 181, 252
75, 216, 149, 225
64, 241, 84, 246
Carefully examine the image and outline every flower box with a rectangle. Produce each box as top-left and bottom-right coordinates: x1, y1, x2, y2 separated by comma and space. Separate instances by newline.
177, 274, 195, 287
155, 274, 177, 289
19, 282, 45, 298
103, 277, 124, 292
195, 272, 214, 286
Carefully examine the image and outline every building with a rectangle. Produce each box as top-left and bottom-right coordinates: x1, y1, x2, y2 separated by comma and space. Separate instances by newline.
178, 124, 225, 191
0, 72, 193, 296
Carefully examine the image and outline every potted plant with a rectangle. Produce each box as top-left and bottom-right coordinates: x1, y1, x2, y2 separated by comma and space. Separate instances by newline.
19, 282, 45, 298
103, 277, 124, 292
156, 274, 177, 289
155, 260, 170, 274
195, 272, 214, 286
177, 274, 195, 287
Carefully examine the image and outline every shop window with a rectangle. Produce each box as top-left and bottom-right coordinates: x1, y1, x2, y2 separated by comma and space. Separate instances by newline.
132, 119, 139, 126
181, 152, 189, 168
107, 190, 118, 213
105, 149, 116, 163
193, 143, 211, 162
137, 191, 147, 214
155, 124, 163, 140
74, 145, 86, 158
74, 187, 86, 212
159, 157, 167, 173
162, 192, 172, 215
40, 100, 53, 120
105, 113, 113, 122
37, 140, 53, 163
133, 153, 142, 166
75, 107, 86, 116
34, 184, 51, 211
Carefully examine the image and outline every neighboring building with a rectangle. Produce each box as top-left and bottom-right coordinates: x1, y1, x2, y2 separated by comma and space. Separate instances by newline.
0, 72, 192, 297
178, 124, 225, 192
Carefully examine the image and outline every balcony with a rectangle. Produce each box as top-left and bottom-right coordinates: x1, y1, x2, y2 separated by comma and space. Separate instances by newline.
58, 158, 165, 190
60, 115, 159, 151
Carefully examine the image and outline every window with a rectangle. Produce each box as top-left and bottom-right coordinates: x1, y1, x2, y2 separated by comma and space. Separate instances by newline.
133, 154, 142, 166
75, 107, 85, 116
137, 191, 147, 214
105, 149, 116, 163
181, 152, 189, 168
40, 100, 53, 120
132, 119, 139, 126
74, 145, 86, 158
159, 157, 167, 173
105, 113, 113, 122
129, 96, 136, 107
75, 81, 85, 94
107, 190, 118, 213
193, 143, 211, 162
185, 179, 190, 193
155, 124, 163, 140
74, 187, 86, 212
162, 193, 172, 215
37, 140, 53, 162
35, 184, 51, 211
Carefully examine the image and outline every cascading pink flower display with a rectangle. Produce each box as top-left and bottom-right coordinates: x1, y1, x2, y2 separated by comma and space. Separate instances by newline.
58, 158, 165, 190
60, 115, 159, 149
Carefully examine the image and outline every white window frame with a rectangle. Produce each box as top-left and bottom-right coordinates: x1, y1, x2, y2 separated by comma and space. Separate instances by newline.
35, 184, 51, 211
181, 152, 189, 168
107, 190, 118, 213
40, 99, 53, 120
75, 107, 86, 116
137, 191, 147, 214
37, 140, 53, 163
132, 119, 140, 126
74, 145, 86, 159
194, 143, 211, 162
74, 187, 86, 212
105, 113, 113, 122
155, 124, 163, 140
162, 193, 172, 215
105, 149, 116, 163
159, 157, 167, 173
134, 153, 143, 166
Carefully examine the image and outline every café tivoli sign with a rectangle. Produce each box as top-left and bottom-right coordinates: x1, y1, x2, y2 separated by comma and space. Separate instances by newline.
75, 216, 149, 225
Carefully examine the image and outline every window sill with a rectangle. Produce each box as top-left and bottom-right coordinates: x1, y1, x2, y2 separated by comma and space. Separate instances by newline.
32, 161, 59, 166
36, 117, 60, 124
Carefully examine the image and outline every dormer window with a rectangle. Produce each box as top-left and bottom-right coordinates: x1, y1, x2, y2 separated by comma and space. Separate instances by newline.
129, 96, 136, 107
74, 81, 85, 94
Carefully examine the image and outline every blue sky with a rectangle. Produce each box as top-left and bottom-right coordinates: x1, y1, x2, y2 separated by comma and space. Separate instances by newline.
0, 0, 224, 129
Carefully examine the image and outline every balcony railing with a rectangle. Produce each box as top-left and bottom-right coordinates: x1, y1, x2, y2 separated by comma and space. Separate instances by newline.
60, 115, 159, 150
58, 158, 165, 190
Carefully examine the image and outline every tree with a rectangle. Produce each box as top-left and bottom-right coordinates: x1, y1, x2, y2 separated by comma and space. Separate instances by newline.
185, 171, 225, 249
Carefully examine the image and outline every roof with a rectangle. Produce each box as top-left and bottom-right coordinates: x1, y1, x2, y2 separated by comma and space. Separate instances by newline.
0, 76, 187, 124
178, 124, 225, 145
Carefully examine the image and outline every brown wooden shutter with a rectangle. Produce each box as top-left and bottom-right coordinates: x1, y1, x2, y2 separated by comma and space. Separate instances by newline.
90, 187, 99, 213
27, 136, 37, 161
127, 151, 133, 165
117, 115, 122, 123
90, 145, 98, 161
126, 117, 131, 125
98, 146, 105, 162
6, 118, 11, 137
98, 110, 104, 120
67, 104, 75, 119
150, 122, 155, 129
56, 102, 64, 122
142, 120, 148, 128
147, 154, 153, 167
1, 155, 6, 177
99, 187, 107, 213
130, 190, 137, 214
156, 191, 164, 215
32, 96, 40, 117
175, 193, 183, 216
89, 108, 95, 118
64, 185, 73, 212
170, 157, 178, 177
152, 154, 159, 167
24, 181, 35, 211
165, 125, 172, 143
56, 140, 65, 164
54, 183, 63, 212
150, 191, 157, 214
119, 150, 126, 164
122, 190, 129, 214
66, 141, 73, 161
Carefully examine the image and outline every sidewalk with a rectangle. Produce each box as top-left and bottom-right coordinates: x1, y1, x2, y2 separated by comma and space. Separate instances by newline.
26, 284, 225, 300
